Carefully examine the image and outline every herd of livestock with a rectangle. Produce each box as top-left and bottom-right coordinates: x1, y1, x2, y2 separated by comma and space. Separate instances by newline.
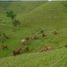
0, 30, 67, 56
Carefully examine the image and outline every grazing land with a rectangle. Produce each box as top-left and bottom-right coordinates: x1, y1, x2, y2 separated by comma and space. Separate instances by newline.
0, 1, 67, 67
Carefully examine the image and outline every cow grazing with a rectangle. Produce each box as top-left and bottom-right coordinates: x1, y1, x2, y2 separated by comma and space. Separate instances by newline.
21, 37, 31, 45
40, 46, 52, 52
32, 35, 38, 40
21, 39, 27, 45
13, 47, 29, 56
31, 34, 39, 40
13, 48, 22, 56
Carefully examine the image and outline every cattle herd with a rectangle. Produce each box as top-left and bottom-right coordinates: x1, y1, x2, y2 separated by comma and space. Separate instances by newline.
0, 30, 67, 56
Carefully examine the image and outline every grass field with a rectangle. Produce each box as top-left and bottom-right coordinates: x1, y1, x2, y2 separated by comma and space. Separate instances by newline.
0, 1, 67, 67
0, 48, 67, 67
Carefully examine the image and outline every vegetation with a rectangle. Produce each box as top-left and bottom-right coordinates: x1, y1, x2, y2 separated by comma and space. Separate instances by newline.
6, 11, 21, 27
0, 48, 67, 67
0, 1, 67, 67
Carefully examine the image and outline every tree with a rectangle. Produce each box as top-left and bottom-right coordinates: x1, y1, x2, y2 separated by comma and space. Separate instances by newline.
6, 10, 21, 27
6, 11, 16, 20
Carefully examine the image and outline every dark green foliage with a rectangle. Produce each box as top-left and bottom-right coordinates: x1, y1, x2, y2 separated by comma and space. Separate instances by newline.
6, 11, 21, 27
6, 11, 16, 20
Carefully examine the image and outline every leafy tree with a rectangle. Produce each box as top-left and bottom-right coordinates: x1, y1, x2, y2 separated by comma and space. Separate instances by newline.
6, 11, 16, 20
6, 10, 21, 27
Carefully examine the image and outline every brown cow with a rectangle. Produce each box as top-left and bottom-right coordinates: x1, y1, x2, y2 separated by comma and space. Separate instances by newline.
40, 46, 52, 52
13, 48, 22, 56
32, 35, 39, 40
13, 46, 29, 56
31, 34, 39, 40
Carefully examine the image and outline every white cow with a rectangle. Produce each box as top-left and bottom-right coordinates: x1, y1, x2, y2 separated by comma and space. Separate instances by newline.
21, 37, 30, 45
21, 39, 27, 45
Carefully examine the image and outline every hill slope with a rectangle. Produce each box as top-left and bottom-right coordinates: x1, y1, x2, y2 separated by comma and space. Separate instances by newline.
17, 2, 67, 51
0, 1, 45, 14
20, 2, 67, 29
0, 1, 67, 57
0, 48, 67, 67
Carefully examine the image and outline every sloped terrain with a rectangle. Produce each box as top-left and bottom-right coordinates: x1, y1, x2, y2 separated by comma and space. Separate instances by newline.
0, 48, 67, 67
0, 1, 67, 64
0, 1, 67, 67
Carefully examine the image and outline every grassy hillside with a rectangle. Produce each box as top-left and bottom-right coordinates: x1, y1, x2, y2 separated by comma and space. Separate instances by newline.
0, 1, 45, 57
0, 1, 45, 14
0, 1, 45, 25
0, 1, 67, 58
17, 1, 67, 51
0, 48, 67, 67
0, 1, 67, 67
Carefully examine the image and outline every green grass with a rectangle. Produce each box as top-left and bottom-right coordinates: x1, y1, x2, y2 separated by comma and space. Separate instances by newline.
0, 48, 67, 67
0, 1, 67, 67
0, 1, 67, 57
0, 1, 45, 57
